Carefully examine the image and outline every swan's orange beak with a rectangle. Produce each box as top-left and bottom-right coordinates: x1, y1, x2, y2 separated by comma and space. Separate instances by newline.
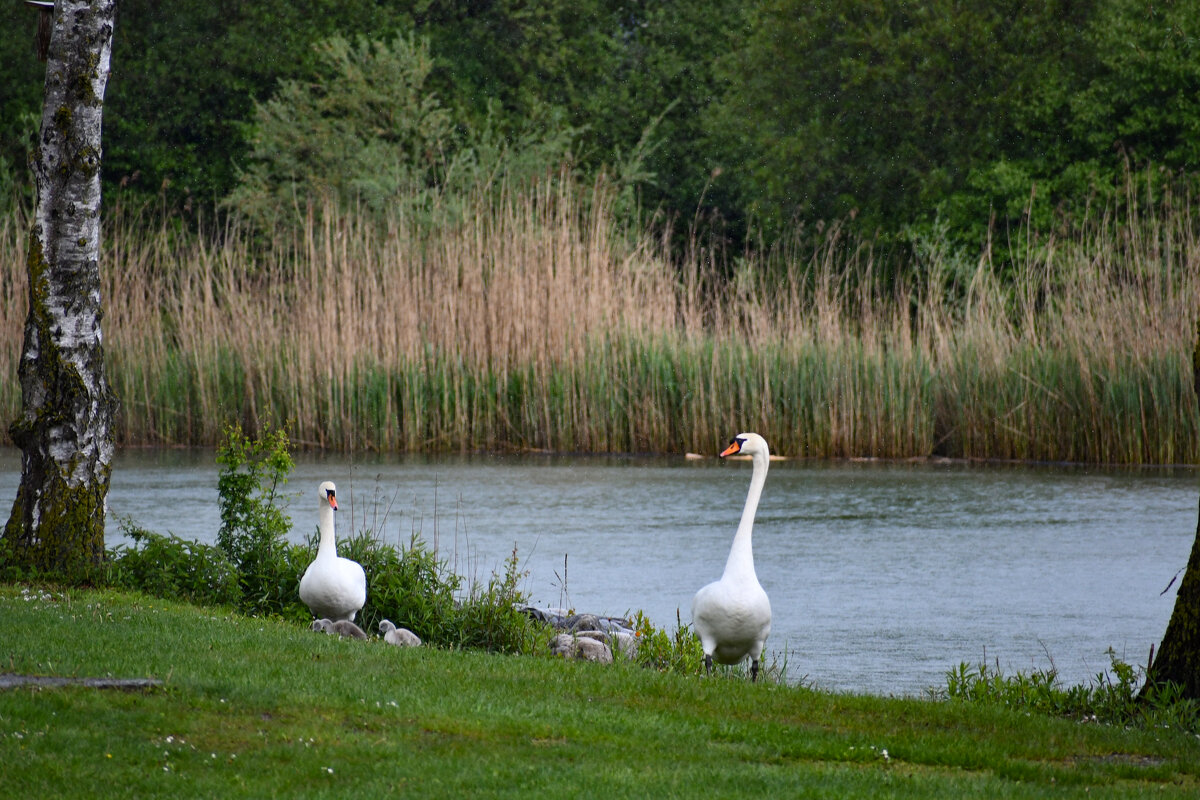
327, 493, 338, 511
719, 440, 742, 458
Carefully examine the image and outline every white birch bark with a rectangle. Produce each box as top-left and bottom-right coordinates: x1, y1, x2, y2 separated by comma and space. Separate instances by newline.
3, 0, 118, 578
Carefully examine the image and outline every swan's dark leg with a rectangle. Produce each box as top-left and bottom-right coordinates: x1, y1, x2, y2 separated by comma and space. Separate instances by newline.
704, 654, 713, 675
750, 659, 759, 682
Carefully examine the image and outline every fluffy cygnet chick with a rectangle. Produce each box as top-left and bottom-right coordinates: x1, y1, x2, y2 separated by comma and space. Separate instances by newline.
379, 619, 422, 647
311, 618, 368, 640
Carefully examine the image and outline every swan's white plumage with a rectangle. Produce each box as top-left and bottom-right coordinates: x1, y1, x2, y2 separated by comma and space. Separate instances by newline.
299, 481, 367, 622
691, 432, 773, 680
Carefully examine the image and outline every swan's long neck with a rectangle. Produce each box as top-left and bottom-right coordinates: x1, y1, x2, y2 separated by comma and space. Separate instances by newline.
316, 503, 338, 558
722, 450, 768, 582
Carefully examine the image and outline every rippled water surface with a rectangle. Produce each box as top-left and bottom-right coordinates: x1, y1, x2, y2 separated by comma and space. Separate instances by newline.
1, 447, 1193, 696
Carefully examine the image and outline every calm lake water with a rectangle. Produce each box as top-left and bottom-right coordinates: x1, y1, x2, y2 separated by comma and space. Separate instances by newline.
1, 446, 1194, 697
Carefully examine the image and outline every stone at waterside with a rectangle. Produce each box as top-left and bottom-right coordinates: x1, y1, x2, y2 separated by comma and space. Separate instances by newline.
516, 605, 635, 635
519, 604, 641, 662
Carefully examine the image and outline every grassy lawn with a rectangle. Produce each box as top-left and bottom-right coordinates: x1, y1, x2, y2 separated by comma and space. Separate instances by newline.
1, 584, 1197, 798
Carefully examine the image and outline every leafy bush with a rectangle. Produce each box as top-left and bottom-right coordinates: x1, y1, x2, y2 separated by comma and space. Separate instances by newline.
215, 422, 305, 617
631, 609, 705, 676
453, 546, 546, 654
339, 532, 546, 654
107, 519, 240, 607
339, 530, 461, 643
108, 423, 577, 655
944, 649, 1200, 734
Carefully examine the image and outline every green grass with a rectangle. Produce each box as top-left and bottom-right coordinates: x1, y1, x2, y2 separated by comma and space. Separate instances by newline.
2, 585, 1198, 798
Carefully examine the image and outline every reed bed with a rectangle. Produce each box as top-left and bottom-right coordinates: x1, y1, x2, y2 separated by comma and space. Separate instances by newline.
1, 174, 1198, 462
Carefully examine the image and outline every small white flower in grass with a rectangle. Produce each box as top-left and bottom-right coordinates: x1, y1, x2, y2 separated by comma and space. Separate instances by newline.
325, 767, 334, 775
881, 749, 889, 761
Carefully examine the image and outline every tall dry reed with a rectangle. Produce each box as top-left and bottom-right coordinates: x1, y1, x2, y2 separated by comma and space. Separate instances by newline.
1, 172, 1197, 461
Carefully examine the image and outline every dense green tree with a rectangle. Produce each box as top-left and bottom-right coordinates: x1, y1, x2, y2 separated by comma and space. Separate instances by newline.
226, 32, 457, 227
706, 0, 1097, 239
101, 0, 402, 210
940, 0, 1200, 249
408, 1, 743, 223
0, 2, 50, 208
706, 0, 1200, 247
3, 0, 1198, 249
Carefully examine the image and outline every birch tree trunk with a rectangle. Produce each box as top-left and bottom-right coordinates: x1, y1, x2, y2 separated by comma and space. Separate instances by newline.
2, 0, 118, 581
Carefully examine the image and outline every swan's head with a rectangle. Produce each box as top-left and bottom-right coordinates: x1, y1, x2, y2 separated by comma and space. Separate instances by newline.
379, 619, 396, 634
720, 432, 770, 459
317, 481, 338, 511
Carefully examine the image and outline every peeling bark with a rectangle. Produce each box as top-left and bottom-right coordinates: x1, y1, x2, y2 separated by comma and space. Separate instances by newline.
2, 1, 118, 582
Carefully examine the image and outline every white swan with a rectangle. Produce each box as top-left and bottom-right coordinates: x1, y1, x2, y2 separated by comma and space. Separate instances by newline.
298, 481, 367, 622
691, 432, 773, 681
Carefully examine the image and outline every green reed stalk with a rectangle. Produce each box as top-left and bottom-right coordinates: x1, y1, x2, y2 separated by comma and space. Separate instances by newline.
1, 172, 1197, 462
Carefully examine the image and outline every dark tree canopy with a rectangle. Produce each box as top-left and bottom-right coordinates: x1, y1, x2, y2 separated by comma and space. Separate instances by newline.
1, 0, 1198, 249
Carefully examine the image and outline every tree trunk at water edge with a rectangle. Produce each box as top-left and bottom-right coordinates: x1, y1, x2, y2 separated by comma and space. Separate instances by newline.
1143, 324, 1200, 699
1, 0, 118, 582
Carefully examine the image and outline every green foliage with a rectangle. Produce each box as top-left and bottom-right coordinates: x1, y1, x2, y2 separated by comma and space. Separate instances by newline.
224, 30, 581, 231
9, 0, 1200, 255
704, 0, 1200, 250
206, 424, 547, 652
226, 32, 453, 228
453, 546, 546, 654
944, 649, 1200, 734
631, 609, 705, 676
708, 0, 1078, 237
338, 531, 461, 644
215, 422, 300, 616
107, 519, 239, 607
0, 4, 44, 208
340, 532, 545, 655
100, 0, 401, 210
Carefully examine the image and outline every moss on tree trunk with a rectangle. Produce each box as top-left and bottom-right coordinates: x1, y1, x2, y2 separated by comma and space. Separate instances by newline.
2, 1, 117, 583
